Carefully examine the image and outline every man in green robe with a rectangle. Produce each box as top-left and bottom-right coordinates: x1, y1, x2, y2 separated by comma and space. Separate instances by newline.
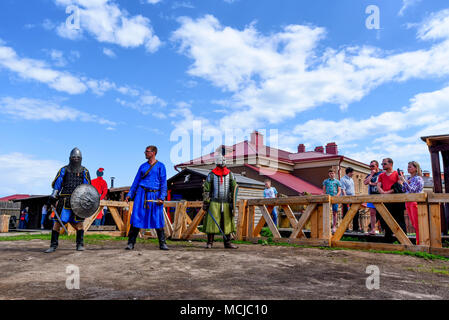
202, 153, 238, 249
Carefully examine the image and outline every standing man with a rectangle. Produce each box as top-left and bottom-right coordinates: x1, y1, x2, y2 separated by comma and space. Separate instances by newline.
364, 160, 382, 235
202, 153, 238, 249
45, 148, 91, 253
377, 158, 407, 243
19, 207, 29, 229
91, 168, 108, 226
125, 146, 168, 251
40, 204, 48, 229
264, 179, 278, 227
340, 167, 360, 232
322, 169, 341, 234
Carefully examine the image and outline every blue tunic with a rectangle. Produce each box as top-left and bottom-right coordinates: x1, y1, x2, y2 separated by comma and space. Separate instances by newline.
127, 161, 167, 229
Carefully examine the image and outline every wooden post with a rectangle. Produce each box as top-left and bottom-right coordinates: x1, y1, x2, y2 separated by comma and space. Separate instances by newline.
236, 200, 247, 241
0, 215, 10, 233
417, 203, 430, 246
322, 201, 331, 242
429, 203, 442, 248
247, 205, 255, 240
126, 201, 133, 237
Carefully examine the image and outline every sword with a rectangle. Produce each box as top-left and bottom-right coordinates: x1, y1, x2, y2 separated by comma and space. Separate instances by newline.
53, 208, 69, 235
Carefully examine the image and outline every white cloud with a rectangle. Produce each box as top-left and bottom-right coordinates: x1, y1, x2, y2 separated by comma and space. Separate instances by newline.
0, 153, 64, 196
53, 0, 161, 52
399, 0, 422, 16
0, 97, 116, 127
103, 47, 116, 58
145, 0, 162, 4
0, 42, 144, 98
171, 11, 449, 132
115, 92, 167, 115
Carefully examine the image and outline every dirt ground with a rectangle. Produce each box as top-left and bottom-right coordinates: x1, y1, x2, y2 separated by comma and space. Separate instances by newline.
1, 239, 449, 300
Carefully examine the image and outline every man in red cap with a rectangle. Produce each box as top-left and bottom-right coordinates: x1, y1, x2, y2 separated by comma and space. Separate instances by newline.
91, 168, 108, 225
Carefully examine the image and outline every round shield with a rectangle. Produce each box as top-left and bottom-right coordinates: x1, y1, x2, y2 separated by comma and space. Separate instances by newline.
70, 184, 100, 218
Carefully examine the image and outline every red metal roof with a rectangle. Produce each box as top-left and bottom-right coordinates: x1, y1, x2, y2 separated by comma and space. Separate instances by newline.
244, 164, 324, 195
0, 194, 31, 201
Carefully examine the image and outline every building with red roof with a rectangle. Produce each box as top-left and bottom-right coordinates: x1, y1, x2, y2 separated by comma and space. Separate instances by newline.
175, 131, 371, 196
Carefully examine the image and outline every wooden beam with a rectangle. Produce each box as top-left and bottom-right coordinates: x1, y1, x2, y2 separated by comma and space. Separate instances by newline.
258, 205, 282, 239
99, 200, 129, 208
417, 204, 430, 246
331, 193, 427, 204
429, 144, 449, 153
247, 195, 330, 206
253, 215, 266, 238
428, 193, 449, 203
163, 208, 173, 238
236, 200, 247, 241
290, 203, 317, 239
331, 204, 361, 242
126, 201, 133, 236
247, 205, 255, 239
181, 208, 206, 240
322, 202, 331, 242
248, 237, 330, 247
374, 203, 413, 246
84, 206, 102, 231
109, 206, 125, 232
430, 151, 443, 193
429, 204, 442, 248
172, 201, 187, 240
332, 241, 429, 253
281, 205, 298, 229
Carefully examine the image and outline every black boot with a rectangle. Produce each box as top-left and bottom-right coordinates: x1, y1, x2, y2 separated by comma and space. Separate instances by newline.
45, 230, 59, 253
156, 228, 169, 251
76, 230, 85, 251
224, 234, 238, 249
126, 226, 140, 250
206, 233, 214, 249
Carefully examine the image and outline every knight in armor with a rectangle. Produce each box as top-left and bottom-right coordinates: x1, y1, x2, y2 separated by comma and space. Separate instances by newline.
45, 148, 91, 253
202, 153, 238, 249
125, 145, 168, 251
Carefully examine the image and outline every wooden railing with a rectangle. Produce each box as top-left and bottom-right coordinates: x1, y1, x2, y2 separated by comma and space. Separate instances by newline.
58, 194, 449, 257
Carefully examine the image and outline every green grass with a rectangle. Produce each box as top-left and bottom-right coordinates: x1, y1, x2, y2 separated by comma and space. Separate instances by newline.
2, 233, 449, 261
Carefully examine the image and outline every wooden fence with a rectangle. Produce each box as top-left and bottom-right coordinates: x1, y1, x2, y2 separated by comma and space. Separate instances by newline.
237, 193, 449, 256
57, 194, 449, 257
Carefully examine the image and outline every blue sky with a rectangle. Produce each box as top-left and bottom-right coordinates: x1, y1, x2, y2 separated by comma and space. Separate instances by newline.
1, 0, 449, 196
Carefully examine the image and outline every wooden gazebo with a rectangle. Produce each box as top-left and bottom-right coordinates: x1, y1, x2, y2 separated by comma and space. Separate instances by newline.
421, 134, 449, 233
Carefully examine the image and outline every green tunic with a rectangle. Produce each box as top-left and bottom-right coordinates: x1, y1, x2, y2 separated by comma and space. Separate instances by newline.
202, 172, 237, 235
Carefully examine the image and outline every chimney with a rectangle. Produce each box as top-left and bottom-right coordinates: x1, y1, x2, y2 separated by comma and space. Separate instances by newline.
110, 177, 115, 188
314, 146, 324, 153
325, 142, 338, 155
297, 144, 306, 153
250, 130, 264, 148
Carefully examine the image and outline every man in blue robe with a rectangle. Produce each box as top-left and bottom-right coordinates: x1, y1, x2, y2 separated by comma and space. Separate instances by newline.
45, 148, 91, 253
125, 145, 168, 250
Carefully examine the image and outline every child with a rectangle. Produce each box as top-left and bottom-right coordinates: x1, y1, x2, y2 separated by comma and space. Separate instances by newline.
264, 179, 278, 226
322, 169, 342, 233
